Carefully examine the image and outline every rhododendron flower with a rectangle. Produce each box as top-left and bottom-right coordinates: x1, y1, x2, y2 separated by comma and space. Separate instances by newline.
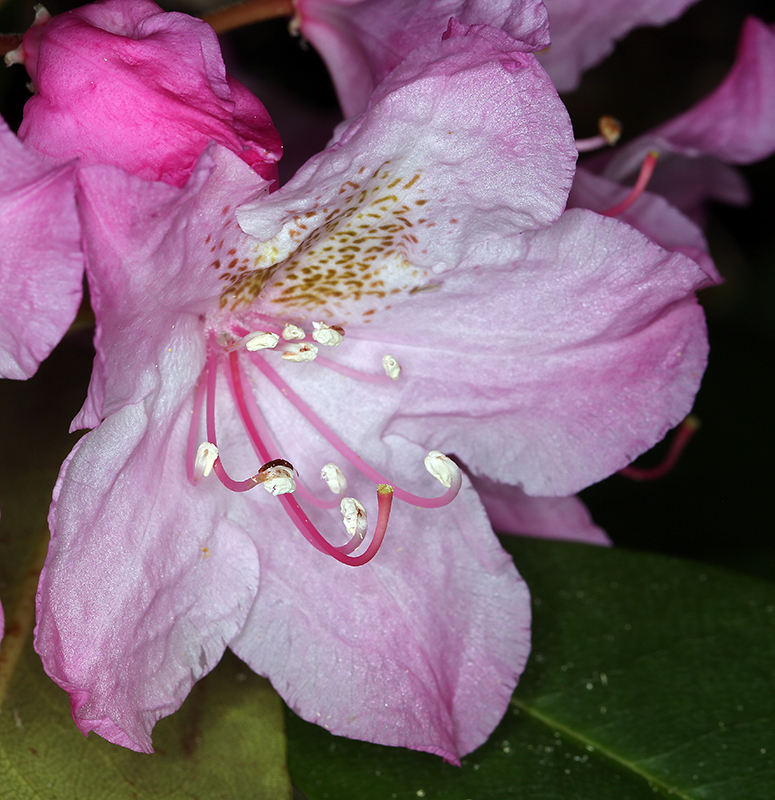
591, 17, 775, 220
292, 0, 551, 116
1, 0, 279, 378
537, 0, 700, 91
0, 117, 82, 380
13, 0, 282, 187
291, 0, 707, 115
36, 23, 713, 759
570, 16, 775, 281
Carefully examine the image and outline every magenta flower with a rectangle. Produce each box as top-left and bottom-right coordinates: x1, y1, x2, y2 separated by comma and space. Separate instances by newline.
292, 0, 551, 116
14, 0, 282, 187
0, 117, 82, 380
1, 0, 280, 376
36, 23, 712, 760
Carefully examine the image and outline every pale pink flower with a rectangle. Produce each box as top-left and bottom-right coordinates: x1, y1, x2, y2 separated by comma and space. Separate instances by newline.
36, 24, 711, 760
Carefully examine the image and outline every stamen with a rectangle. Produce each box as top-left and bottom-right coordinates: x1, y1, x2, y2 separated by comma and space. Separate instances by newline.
424, 451, 459, 488
278, 485, 394, 566
312, 322, 345, 346
314, 354, 396, 385
602, 150, 659, 217
619, 415, 700, 481
383, 354, 401, 380
186, 367, 208, 486
194, 442, 218, 480
204, 349, 273, 493
321, 463, 348, 495
243, 331, 280, 351
340, 497, 368, 539
227, 350, 341, 509
282, 342, 318, 362
250, 354, 461, 508
255, 459, 297, 495
575, 115, 622, 152
282, 323, 306, 340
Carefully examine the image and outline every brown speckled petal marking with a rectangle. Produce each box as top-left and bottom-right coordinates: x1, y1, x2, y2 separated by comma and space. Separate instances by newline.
213, 162, 437, 321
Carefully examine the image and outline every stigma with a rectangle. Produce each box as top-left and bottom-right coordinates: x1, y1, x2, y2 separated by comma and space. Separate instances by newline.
186, 316, 461, 566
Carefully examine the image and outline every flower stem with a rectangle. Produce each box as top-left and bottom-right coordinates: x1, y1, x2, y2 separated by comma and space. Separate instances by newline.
203, 0, 294, 34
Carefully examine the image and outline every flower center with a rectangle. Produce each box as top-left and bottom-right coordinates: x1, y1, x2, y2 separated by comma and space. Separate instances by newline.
186, 316, 461, 566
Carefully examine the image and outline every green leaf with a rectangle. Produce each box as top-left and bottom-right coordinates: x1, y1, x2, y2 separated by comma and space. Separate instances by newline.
0, 338, 292, 800
287, 538, 775, 800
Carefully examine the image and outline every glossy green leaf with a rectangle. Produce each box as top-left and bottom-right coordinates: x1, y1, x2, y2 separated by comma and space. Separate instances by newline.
0, 338, 292, 800
287, 538, 775, 799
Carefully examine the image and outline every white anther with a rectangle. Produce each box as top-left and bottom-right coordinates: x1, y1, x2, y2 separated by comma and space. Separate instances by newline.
424, 451, 460, 489
194, 442, 218, 480
282, 342, 319, 362
242, 331, 280, 351
340, 497, 368, 539
312, 322, 345, 346
282, 323, 306, 340
6, 5, 49, 65
382, 354, 401, 380
321, 463, 348, 495
4, 46, 23, 67
259, 464, 297, 496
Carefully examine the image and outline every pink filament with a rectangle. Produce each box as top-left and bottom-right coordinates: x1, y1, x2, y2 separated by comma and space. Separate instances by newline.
619, 415, 700, 481
278, 488, 394, 566
249, 353, 461, 508
227, 350, 340, 509
314, 354, 395, 385
575, 134, 609, 153
186, 369, 208, 486
602, 151, 659, 217
205, 349, 262, 492
226, 347, 395, 564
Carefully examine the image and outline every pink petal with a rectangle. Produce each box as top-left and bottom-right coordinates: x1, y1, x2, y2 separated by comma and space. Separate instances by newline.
238, 22, 576, 279
468, 472, 611, 545
539, 0, 700, 91
295, 0, 551, 116
569, 167, 721, 282
595, 18, 775, 216
345, 208, 712, 496
35, 327, 261, 752
0, 118, 82, 380
18, 0, 281, 187
71, 144, 271, 430
230, 455, 530, 761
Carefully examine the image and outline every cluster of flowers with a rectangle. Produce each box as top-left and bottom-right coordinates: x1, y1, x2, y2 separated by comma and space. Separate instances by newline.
1, 0, 773, 763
